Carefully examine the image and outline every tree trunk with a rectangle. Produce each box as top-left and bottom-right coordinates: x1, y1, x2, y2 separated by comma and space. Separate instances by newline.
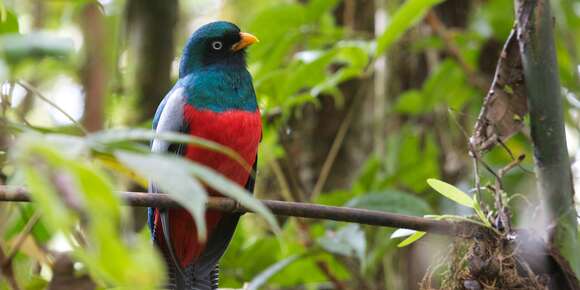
515, 0, 580, 281
80, 3, 107, 132
125, 0, 178, 124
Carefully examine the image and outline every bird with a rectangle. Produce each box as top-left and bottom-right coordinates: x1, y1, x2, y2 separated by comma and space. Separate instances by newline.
147, 21, 261, 290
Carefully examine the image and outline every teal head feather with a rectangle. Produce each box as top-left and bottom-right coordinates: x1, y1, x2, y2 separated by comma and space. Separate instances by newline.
178, 21, 259, 112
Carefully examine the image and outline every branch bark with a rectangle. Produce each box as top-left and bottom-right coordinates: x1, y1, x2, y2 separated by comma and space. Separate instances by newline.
516, 0, 580, 282
0, 186, 473, 237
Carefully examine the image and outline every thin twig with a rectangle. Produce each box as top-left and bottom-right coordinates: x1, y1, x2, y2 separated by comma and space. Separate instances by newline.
316, 260, 349, 290
425, 11, 488, 92
3, 212, 40, 266
497, 154, 525, 180
268, 158, 295, 202
0, 186, 475, 236
15, 81, 88, 134
0, 244, 21, 290
311, 84, 368, 200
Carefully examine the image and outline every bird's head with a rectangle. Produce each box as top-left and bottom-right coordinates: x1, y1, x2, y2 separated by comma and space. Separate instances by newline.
179, 21, 259, 77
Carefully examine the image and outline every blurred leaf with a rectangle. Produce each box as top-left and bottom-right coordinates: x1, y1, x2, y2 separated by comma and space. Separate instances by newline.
395, 60, 474, 116
184, 160, 279, 233
305, 0, 340, 22
314, 190, 353, 206
394, 90, 424, 115
318, 224, 366, 265
24, 276, 48, 290
0, 9, 18, 34
427, 178, 474, 208
222, 233, 280, 282
43, 134, 87, 157
246, 255, 301, 290
352, 155, 382, 193
115, 151, 208, 240
477, 0, 514, 39
375, 0, 444, 56
270, 252, 350, 287
346, 190, 431, 216
4, 204, 50, 243
0, 58, 6, 79
387, 127, 440, 192
422, 59, 471, 109
0, 33, 74, 64
396, 231, 426, 247
18, 150, 75, 233
89, 129, 250, 171
12, 134, 163, 288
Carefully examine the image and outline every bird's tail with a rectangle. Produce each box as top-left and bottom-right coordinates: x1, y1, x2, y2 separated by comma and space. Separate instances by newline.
160, 244, 219, 290
151, 207, 240, 290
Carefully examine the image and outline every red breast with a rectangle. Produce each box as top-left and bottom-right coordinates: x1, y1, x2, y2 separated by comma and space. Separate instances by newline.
182, 105, 262, 187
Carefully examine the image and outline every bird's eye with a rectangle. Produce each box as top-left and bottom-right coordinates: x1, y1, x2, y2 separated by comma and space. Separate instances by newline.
211, 41, 223, 50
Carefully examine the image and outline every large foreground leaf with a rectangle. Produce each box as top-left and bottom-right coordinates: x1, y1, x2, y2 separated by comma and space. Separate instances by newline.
115, 151, 208, 240
184, 161, 280, 233
115, 151, 279, 236
89, 129, 249, 170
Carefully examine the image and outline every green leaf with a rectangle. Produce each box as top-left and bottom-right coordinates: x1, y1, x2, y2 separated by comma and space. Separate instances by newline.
115, 151, 208, 240
346, 190, 431, 216
426, 178, 474, 208
11, 134, 164, 289
89, 129, 250, 171
305, 0, 340, 21
318, 224, 366, 265
246, 255, 302, 290
314, 190, 353, 206
0, 33, 74, 64
473, 194, 491, 227
183, 160, 280, 233
397, 231, 426, 247
422, 59, 473, 110
388, 127, 440, 192
352, 155, 382, 193
394, 90, 426, 115
17, 144, 75, 233
478, 0, 514, 39
375, 0, 444, 56
0, 9, 18, 34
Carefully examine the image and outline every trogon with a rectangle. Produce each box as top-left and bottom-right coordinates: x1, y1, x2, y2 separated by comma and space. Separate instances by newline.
148, 21, 261, 290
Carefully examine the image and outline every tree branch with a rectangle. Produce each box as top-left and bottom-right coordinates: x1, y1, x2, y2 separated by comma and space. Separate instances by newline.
0, 186, 473, 237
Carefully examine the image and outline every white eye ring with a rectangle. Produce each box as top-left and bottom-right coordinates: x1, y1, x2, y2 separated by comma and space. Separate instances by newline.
211, 41, 223, 50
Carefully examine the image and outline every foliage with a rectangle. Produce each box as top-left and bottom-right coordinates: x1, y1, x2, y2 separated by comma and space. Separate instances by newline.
392, 178, 494, 248
9, 132, 165, 289
0, 0, 578, 289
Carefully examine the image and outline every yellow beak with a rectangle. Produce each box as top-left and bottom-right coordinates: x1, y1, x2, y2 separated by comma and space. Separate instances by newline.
231, 32, 259, 52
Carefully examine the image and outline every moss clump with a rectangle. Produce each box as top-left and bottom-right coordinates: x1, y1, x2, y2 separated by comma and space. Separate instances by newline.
420, 229, 548, 290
